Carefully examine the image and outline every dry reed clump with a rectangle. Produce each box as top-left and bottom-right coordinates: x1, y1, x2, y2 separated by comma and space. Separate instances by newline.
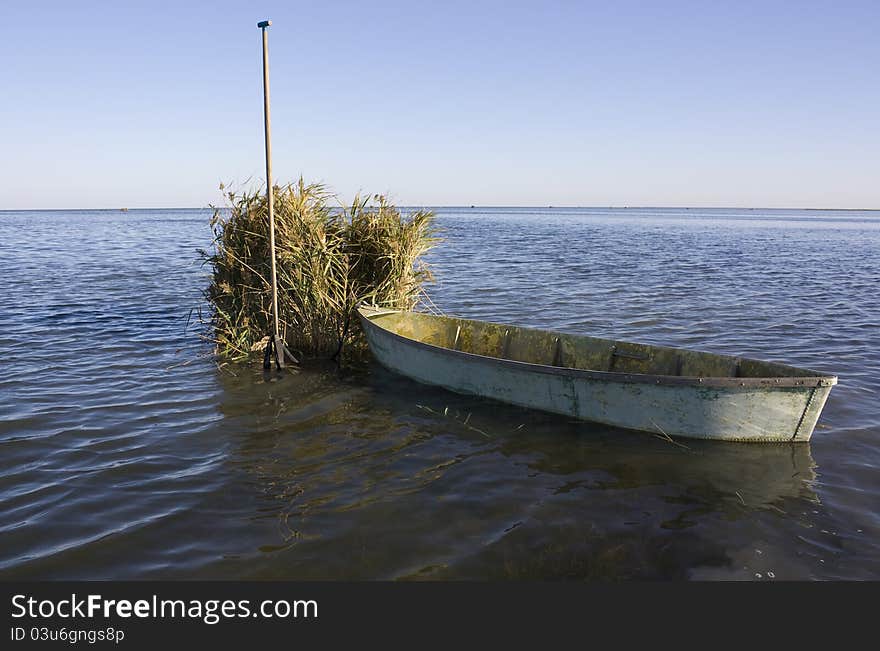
203, 179, 438, 361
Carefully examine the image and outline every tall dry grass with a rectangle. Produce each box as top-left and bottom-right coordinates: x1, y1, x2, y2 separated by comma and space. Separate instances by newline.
203, 179, 437, 361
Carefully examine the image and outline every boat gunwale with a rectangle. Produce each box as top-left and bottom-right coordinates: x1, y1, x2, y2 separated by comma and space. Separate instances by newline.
357, 308, 838, 390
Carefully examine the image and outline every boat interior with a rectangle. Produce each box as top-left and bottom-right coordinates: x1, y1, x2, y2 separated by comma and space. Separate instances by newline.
365, 310, 823, 379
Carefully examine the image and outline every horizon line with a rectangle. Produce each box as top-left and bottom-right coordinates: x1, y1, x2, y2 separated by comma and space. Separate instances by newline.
1, 204, 879, 212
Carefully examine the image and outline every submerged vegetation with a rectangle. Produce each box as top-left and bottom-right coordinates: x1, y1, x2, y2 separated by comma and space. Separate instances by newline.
203, 179, 438, 361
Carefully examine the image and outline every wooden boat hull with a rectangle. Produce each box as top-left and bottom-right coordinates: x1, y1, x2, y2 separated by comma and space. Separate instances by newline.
357, 306, 836, 442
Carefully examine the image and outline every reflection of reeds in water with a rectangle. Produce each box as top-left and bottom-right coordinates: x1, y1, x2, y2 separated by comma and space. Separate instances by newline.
203, 179, 438, 360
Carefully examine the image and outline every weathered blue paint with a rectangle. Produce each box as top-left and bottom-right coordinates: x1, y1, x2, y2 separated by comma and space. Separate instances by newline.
358, 306, 836, 443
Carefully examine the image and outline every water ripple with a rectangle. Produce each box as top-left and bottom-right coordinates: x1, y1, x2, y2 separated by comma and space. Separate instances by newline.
0, 207, 877, 580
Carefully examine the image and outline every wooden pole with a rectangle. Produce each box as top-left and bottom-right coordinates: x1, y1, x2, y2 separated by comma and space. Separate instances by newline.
258, 19, 285, 369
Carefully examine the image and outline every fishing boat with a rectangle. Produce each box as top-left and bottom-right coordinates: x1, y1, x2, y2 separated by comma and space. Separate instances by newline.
357, 305, 837, 442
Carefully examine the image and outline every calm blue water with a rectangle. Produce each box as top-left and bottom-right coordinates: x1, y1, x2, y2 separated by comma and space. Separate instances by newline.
0, 207, 877, 579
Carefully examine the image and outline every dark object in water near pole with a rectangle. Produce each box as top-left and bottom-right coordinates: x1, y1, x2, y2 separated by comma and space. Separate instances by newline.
263, 333, 296, 371
258, 18, 297, 370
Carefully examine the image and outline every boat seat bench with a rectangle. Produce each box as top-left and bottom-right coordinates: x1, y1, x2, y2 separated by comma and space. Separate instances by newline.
371, 311, 813, 380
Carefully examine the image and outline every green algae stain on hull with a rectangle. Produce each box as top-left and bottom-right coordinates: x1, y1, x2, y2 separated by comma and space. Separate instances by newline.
358, 306, 837, 443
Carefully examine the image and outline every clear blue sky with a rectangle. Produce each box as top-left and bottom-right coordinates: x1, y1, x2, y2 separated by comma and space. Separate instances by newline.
1, 0, 877, 209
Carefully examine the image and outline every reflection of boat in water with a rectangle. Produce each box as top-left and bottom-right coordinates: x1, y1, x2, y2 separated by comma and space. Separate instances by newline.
358, 305, 837, 443
363, 365, 819, 509
214, 362, 818, 511
513, 424, 818, 509
210, 363, 820, 579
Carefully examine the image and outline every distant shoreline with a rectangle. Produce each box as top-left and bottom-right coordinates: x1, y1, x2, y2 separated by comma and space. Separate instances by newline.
1, 206, 878, 213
